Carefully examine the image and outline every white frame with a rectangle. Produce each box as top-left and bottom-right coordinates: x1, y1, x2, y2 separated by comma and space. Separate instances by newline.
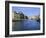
9, 3, 43, 35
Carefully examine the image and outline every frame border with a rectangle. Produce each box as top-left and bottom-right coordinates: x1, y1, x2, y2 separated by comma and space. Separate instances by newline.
5, 1, 45, 37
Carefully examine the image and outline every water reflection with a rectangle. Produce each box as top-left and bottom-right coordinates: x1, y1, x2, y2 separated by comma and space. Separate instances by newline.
12, 20, 40, 31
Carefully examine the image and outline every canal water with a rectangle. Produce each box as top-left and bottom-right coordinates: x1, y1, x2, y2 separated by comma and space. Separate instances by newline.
12, 20, 40, 31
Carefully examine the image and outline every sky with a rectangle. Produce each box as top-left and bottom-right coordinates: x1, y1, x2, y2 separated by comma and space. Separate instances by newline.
12, 6, 40, 16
